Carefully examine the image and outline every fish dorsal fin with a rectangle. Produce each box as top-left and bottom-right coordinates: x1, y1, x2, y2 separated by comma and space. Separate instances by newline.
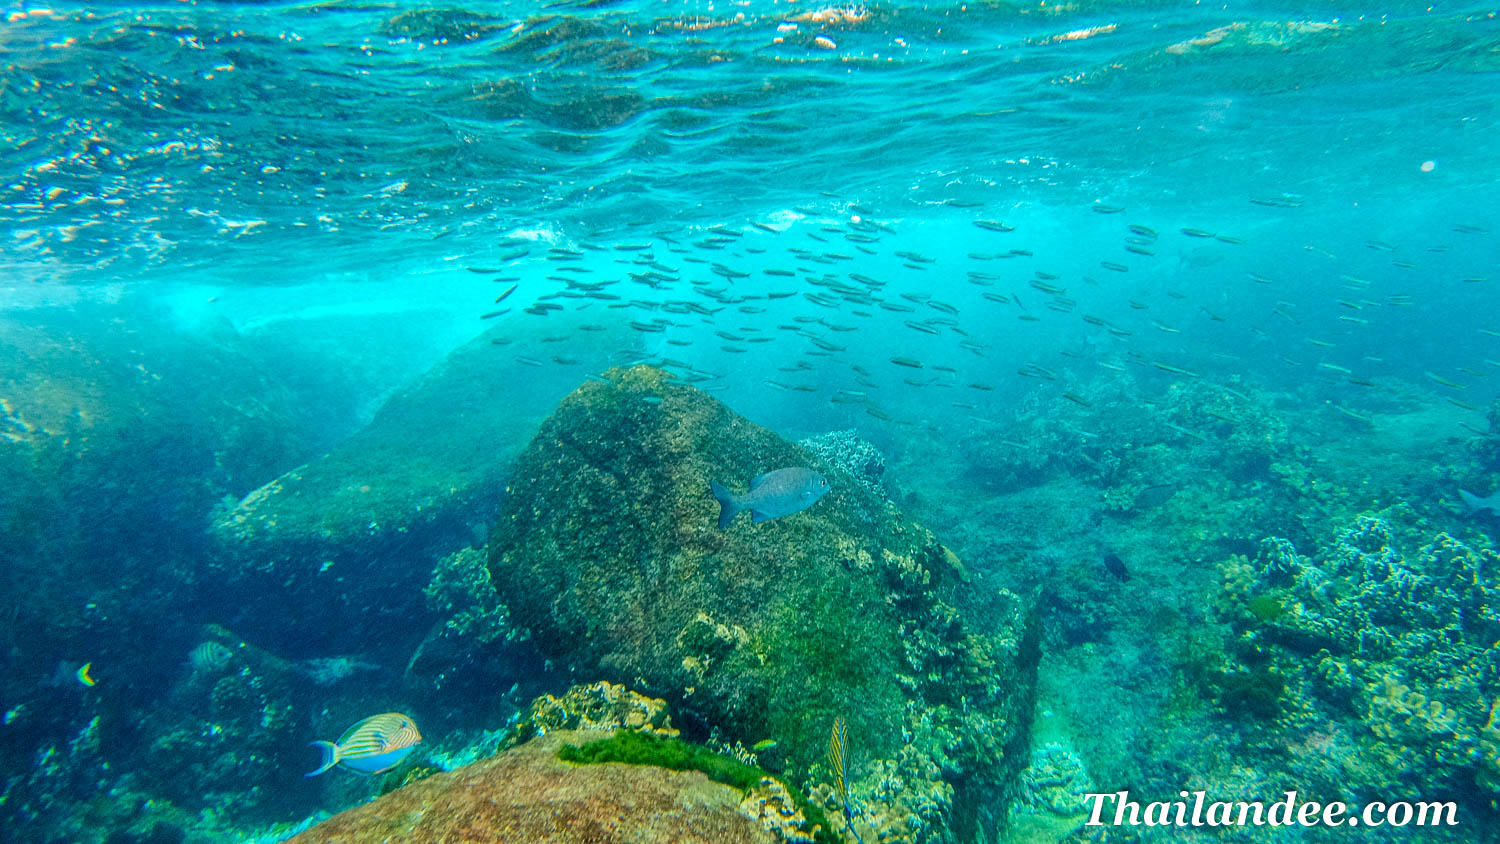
749, 471, 774, 491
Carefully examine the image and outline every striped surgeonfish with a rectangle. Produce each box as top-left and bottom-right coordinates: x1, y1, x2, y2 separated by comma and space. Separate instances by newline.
828, 716, 865, 844
305, 712, 422, 777
188, 641, 232, 674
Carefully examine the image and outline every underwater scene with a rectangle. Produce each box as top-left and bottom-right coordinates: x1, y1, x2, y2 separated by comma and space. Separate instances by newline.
2, 0, 1499, 842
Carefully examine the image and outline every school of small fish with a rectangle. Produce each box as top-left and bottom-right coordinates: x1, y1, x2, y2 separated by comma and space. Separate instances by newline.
461, 203, 1495, 436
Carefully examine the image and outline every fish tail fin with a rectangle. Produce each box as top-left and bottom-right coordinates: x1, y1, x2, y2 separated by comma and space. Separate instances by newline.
710, 481, 740, 529
304, 741, 339, 778
843, 795, 865, 844
1460, 489, 1483, 511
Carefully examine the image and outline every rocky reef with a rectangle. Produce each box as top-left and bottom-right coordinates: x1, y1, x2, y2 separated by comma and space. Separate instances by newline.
1206, 509, 1500, 812
293, 680, 838, 843
0, 306, 346, 841
488, 365, 1038, 843
207, 323, 535, 651
517, 680, 675, 736
288, 728, 779, 844
402, 543, 533, 703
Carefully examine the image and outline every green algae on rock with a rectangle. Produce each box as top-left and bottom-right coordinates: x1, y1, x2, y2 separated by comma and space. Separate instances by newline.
289, 730, 777, 844
558, 729, 831, 844
488, 365, 1038, 843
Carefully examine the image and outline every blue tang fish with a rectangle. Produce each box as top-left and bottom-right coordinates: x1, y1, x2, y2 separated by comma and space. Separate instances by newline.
305, 712, 422, 777
711, 467, 830, 528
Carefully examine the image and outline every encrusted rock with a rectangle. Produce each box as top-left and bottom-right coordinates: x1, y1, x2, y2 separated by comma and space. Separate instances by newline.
739, 777, 815, 843
522, 681, 678, 737
289, 730, 772, 843
488, 366, 1038, 842
799, 429, 886, 496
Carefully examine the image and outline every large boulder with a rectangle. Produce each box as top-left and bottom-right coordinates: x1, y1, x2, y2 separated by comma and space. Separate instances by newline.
207, 324, 540, 650
288, 729, 776, 844
488, 365, 1039, 843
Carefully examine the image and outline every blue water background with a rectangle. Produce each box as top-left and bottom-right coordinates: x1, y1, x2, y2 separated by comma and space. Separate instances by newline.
3, 1, 1497, 426
3, 0, 1500, 840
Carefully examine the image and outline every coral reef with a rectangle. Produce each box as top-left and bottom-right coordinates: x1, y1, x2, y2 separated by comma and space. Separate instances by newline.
1016, 742, 1096, 818
403, 544, 528, 699
137, 625, 309, 820
1005, 741, 1097, 844
519, 680, 678, 738
0, 306, 340, 840
488, 365, 1038, 843
742, 777, 818, 844
287, 730, 780, 844
1211, 510, 1500, 801
799, 429, 887, 496
421, 545, 512, 646
955, 376, 1292, 510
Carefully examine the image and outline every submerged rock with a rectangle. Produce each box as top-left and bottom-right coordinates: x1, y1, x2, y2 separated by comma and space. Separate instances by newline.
208, 325, 536, 649
288, 729, 777, 844
488, 365, 1038, 843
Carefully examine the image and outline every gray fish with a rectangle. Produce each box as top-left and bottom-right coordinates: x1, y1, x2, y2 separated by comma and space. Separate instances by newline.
1459, 489, 1500, 515
1134, 483, 1179, 509
711, 468, 830, 528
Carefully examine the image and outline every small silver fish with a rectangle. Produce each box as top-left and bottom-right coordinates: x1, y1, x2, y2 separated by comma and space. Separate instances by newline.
710, 467, 830, 528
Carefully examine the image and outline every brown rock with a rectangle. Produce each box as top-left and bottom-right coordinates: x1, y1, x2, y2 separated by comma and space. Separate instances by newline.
289, 730, 774, 844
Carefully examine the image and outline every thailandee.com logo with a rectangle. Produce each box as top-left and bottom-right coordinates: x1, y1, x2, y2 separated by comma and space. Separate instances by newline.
1085, 791, 1459, 828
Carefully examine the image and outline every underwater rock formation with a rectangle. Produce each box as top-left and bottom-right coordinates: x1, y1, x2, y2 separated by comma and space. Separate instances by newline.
519, 680, 679, 737
1006, 741, 1097, 842
1466, 399, 1500, 475
288, 729, 778, 844
138, 625, 310, 819
403, 544, 528, 699
0, 308, 322, 641
208, 325, 533, 648
0, 308, 336, 837
488, 365, 1038, 843
1212, 510, 1500, 804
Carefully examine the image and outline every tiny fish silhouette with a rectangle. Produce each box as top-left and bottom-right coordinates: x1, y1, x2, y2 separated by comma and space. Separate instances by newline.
1103, 551, 1130, 582
710, 467, 830, 528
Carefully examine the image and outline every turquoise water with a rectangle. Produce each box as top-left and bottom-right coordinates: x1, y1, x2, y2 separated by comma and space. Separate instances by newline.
3, 1, 1500, 842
